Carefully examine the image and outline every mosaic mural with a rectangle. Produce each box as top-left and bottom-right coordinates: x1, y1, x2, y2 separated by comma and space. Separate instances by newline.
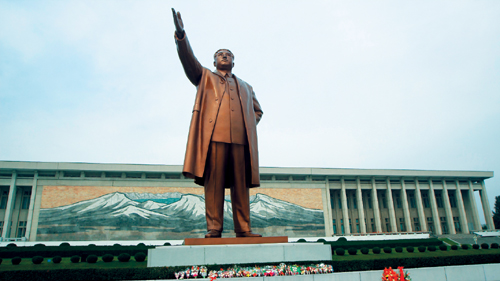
36, 186, 325, 240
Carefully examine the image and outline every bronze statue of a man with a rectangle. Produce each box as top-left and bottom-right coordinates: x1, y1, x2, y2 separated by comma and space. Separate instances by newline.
172, 9, 263, 238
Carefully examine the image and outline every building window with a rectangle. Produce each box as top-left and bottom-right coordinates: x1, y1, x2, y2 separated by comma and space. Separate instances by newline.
427, 217, 434, 233
449, 193, 457, 208
330, 194, 335, 210
340, 219, 345, 234
371, 224, 375, 231
17, 221, 27, 238
395, 196, 401, 208
422, 193, 430, 208
367, 196, 372, 208
409, 193, 416, 208
0, 191, 8, 209
346, 196, 350, 209
413, 218, 421, 231
399, 218, 406, 232
356, 224, 360, 233
353, 197, 357, 209
332, 219, 337, 234
21, 191, 31, 209
436, 193, 444, 208
0, 221, 3, 234
440, 217, 446, 222
453, 217, 461, 233
338, 198, 342, 209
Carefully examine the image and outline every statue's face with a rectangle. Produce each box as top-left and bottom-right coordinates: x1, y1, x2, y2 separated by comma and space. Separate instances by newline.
214, 50, 234, 71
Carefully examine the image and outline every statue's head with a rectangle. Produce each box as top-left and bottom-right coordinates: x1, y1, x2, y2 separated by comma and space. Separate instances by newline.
213, 49, 234, 71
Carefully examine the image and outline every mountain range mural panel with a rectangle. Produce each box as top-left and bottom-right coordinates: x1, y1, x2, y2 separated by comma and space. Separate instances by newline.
36, 186, 325, 240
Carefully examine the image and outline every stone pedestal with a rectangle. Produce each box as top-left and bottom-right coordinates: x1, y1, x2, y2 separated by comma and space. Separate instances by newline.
184, 236, 288, 245
147, 242, 331, 267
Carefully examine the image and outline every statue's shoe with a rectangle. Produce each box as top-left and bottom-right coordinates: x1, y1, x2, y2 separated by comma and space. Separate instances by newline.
205, 230, 222, 238
236, 231, 262, 238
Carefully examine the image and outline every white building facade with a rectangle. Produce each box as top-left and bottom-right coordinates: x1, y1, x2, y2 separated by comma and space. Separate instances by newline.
0, 161, 495, 241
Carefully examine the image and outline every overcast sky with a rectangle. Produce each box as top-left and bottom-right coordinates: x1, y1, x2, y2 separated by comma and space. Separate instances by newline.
1, 1, 499, 223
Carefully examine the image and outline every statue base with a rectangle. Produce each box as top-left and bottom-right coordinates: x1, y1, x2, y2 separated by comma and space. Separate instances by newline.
184, 236, 288, 245
147, 241, 331, 267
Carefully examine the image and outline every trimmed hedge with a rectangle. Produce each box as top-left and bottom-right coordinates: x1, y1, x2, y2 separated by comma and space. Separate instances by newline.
11, 256, 21, 265
335, 248, 345, 256
317, 238, 326, 243
118, 253, 131, 262
348, 248, 357, 255
491, 243, 499, 249
32, 256, 43, 264
102, 254, 114, 263
70, 255, 80, 263
86, 255, 98, 263
296, 239, 306, 243
473, 244, 480, 250
439, 245, 447, 251
428, 246, 436, 252
395, 247, 403, 253
360, 247, 369, 255
372, 247, 381, 254
451, 245, 458, 250
462, 244, 469, 250
383, 247, 392, 254
2, 254, 500, 281
328, 238, 443, 251
481, 243, 489, 249
134, 252, 146, 262
418, 246, 426, 252
406, 246, 414, 253
0, 244, 153, 258
52, 256, 62, 263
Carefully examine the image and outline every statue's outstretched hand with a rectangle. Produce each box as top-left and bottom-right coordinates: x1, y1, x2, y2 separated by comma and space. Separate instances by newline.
172, 8, 185, 38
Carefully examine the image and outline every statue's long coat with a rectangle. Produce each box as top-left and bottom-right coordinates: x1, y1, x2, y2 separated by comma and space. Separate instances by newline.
175, 33, 263, 188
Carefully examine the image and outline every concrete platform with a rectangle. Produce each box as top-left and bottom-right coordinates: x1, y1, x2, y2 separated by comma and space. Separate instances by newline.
147, 242, 332, 267
184, 236, 288, 245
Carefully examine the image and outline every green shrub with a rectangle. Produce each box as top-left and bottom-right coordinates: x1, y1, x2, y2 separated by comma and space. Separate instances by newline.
88, 244, 97, 247
11, 257, 21, 265
32, 256, 44, 264
451, 245, 458, 250
418, 246, 426, 252
335, 248, 345, 256
461, 244, 469, 250
34, 243, 46, 248
7, 243, 17, 248
373, 247, 381, 254
118, 253, 131, 262
134, 252, 146, 262
481, 243, 489, 249
59, 242, 70, 247
348, 248, 357, 255
337, 237, 348, 242
317, 238, 326, 243
473, 244, 480, 250
428, 246, 436, 252
407, 246, 414, 253
439, 245, 447, 251
53, 256, 62, 263
491, 243, 499, 249
395, 247, 403, 253
86, 255, 98, 263
113, 243, 121, 247
163, 242, 171, 246
0, 258, 2, 265
137, 243, 146, 247
383, 247, 392, 253
102, 254, 114, 262
360, 247, 369, 255
297, 239, 306, 243
70, 255, 81, 263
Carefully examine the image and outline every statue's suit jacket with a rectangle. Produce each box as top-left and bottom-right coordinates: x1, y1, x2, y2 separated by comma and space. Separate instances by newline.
175, 33, 263, 188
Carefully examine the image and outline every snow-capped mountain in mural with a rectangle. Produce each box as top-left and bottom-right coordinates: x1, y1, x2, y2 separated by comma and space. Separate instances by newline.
38, 192, 324, 232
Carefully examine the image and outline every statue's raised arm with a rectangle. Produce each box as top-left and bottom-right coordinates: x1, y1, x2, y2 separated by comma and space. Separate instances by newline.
172, 8, 203, 86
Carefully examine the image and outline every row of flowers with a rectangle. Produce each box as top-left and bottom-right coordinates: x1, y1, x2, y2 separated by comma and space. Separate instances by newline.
174, 263, 334, 279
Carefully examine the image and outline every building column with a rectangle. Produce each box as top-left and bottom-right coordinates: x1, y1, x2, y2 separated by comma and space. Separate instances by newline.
371, 178, 382, 233
415, 179, 428, 232
386, 178, 398, 232
356, 177, 366, 234
25, 172, 38, 241
479, 180, 495, 230
428, 180, 442, 235
2, 171, 17, 239
323, 178, 334, 236
340, 177, 350, 235
454, 180, 469, 233
468, 180, 482, 231
442, 180, 456, 234
400, 179, 412, 232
